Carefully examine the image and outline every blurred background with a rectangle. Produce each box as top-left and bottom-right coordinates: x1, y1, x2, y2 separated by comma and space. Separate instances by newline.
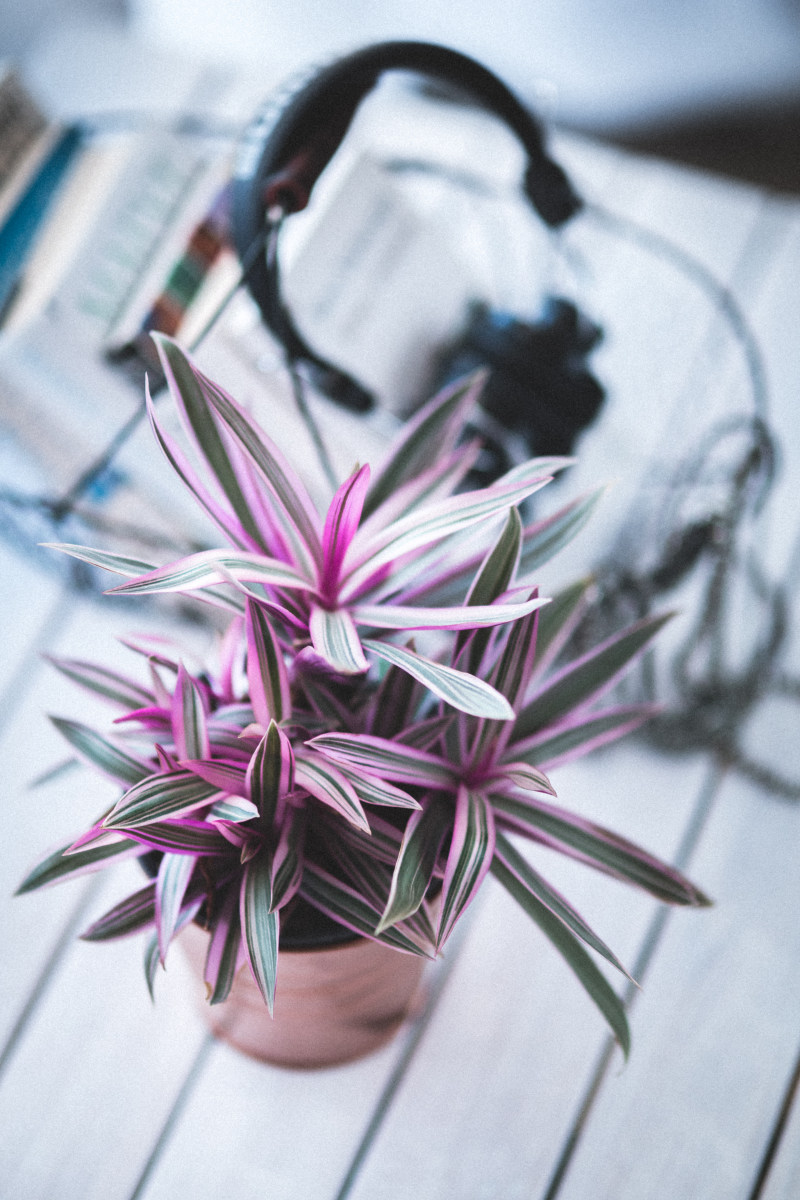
3, 0, 800, 192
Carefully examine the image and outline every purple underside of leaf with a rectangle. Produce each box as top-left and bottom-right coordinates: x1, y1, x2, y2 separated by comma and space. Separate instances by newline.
145, 383, 261, 552
320, 464, 370, 598
113, 705, 171, 731
351, 596, 547, 632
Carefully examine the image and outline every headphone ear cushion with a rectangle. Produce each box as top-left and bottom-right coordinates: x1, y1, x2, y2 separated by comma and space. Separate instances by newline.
523, 157, 583, 227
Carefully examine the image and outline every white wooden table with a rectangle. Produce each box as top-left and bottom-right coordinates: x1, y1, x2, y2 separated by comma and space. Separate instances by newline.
2, 132, 800, 1200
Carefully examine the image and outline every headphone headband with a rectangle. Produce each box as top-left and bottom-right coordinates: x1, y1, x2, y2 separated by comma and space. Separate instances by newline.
232, 40, 583, 410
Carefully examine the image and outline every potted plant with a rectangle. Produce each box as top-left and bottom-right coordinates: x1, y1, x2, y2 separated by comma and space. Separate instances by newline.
17, 335, 708, 1067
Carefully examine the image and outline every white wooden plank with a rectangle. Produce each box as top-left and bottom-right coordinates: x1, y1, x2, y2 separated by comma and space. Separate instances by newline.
0, 871, 209, 1200
342, 746, 711, 1200
555, 747, 800, 1199
134, 984, 437, 1200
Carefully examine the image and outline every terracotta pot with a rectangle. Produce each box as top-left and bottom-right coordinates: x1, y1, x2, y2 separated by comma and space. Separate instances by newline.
181, 923, 430, 1069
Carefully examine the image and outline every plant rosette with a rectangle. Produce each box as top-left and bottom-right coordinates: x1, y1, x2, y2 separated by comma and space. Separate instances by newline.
18, 335, 709, 1066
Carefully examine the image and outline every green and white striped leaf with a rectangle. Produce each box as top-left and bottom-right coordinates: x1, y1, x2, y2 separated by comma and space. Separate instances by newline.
156, 852, 196, 963
330, 762, 421, 810
300, 863, 431, 956
490, 843, 631, 1056
514, 705, 659, 769
45, 655, 153, 709
518, 487, 604, 577
437, 787, 495, 948
16, 837, 139, 893
309, 732, 456, 788
42, 543, 156, 577
246, 599, 291, 725
205, 887, 242, 1005
364, 638, 514, 720
376, 797, 451, 934
352, 596, 545, 631
240, 854, 279, 1012
173, 664, 209, 760
294, 752, 370, 831
81, 882, 157, 941
495, 760, 556, 796
107, 550, 310, 598
493, 831, 632, 978
50, 717, 151, 786
514, 612, 673, 740
309, 605, 368, 674
105, 771, 220, 829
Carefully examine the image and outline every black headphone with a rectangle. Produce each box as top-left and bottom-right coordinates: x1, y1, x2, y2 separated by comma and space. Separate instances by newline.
231, 40, 585, 415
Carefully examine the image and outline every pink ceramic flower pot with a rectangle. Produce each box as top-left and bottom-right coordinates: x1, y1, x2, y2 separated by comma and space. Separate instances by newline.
181, 924, 430, 1069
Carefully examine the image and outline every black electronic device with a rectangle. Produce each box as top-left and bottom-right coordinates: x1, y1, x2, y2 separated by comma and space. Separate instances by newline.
230, 40, 587, 422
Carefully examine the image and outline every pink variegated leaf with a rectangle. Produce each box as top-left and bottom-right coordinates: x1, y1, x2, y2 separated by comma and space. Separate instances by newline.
325, 760, 421, 811
492, 760, 556, 796
156, 852, 196, 963
325, 837, 437, 951
204, 885, 241, 1005
532, 578, 593, 676
104, 770, 221, 829
514, 613, 673, 740
123, 819, 232, 856
343, 468, 555, 591
154, 745, 180, 773
154, 336, 322, 570
45, 654, 153, 710
240, 853, 279, 1012
437, 787, 495, 948
247, 722, 294, 825
363, 638, 514, 720
294, 751, 370, 831
81, 882, 157, 941
245, 599, 291, 726
308, 731, 456, 789
309, 605, 368, 675
300, 863, 433, 956
106, 549, 310, 598
321, 464, 370, 598
172, 664, 209, 761
145, 897, 202, 999
519, 487, 604, 577
207, 796, 259, 823
352, 595, 546, 632
513, 704, 661, 770
490, 790, 710, 907
362, 370, 486, 521
113, 705, 171, 733
42, 543, 155, 577
16, 837, 141, 893
491, 831, 632, 980
490, 831, 632, 1055
269, 806, 305, 911
375, 796, 451, 934
145, 377, 260, 551
50, 717, 151, 786
357, 442, 480, 543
